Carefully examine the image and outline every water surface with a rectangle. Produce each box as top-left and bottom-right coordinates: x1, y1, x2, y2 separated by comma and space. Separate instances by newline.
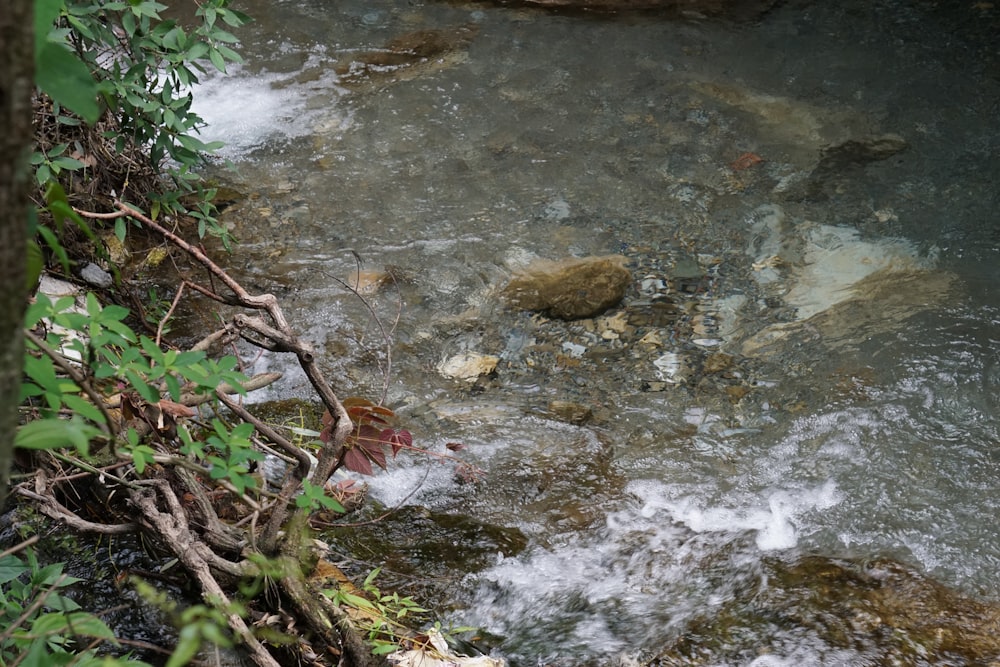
191, 0, 1000, 662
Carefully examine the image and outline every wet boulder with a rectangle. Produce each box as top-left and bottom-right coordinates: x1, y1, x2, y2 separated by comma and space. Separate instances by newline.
324, 505, 528, 585
502, 255, 632, 320
801, 133, 909, 200
653, 554, 1000, 665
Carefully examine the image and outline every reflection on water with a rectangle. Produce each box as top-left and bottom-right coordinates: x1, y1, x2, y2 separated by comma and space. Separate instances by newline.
191, 0, 1000, 661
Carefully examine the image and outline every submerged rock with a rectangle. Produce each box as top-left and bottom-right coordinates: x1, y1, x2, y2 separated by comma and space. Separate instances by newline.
335, 23, 480, 85
738, 205, 954, 356
502, 255, 632, 320
801, 133, 909, 200
460, 0, 779, 19
652, 554, 1000, 665
324, 505, 528, 582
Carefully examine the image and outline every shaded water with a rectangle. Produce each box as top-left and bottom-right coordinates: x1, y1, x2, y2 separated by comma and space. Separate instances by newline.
190, 0, 1000, 663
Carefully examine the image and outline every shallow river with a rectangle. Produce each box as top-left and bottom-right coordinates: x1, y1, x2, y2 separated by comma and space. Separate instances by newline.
190, 0, 1000, 663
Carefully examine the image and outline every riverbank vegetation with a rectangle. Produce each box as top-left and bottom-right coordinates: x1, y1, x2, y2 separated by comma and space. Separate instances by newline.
2, 1, 473, 665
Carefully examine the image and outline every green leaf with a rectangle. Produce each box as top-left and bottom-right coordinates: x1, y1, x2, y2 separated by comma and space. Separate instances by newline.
166, 627, 202, 667
0, 555, 29, 585
123, 369, 160, 403
372, 643, 400, 655
26, 238, 44, 292
15, 419, 98, 454
210, 30, 240, 44
60, 394, 108, 426
35, 225, 68, 272
33, 0, 64, 60
337, 590, 377, 612
216, 45, 242, 64
50, 156, 86, 171
131, 445, 155, 474
208, 48, 226, 73
31, 611, 116, 641
36, 43, 100, 125
363, 567, 382, 589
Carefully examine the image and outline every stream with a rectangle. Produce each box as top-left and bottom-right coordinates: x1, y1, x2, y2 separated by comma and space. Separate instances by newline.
187, 0, 1000, 664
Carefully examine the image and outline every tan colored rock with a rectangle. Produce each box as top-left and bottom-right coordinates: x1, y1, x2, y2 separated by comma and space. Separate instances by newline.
349, 270, 390, 295
547, 400, 593, 425
438, 352, 499, 382
502, 255, 632, 320
703, 351, 733, 374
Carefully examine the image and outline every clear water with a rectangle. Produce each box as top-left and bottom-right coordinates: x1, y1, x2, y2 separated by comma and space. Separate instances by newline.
188, 0, 1000, 662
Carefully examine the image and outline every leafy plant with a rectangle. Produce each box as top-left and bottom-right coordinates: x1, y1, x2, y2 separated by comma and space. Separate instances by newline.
32, 0, 250, 250
0, 544, 149, 666
324, 568, 428, 655
321, 398, 414, 476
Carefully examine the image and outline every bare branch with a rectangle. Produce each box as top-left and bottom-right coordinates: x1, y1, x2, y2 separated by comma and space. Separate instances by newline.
155, 281, 185, 347
16, 485, 137, 535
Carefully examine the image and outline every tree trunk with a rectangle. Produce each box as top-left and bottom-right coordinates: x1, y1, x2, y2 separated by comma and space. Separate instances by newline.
0, 0, 32, 508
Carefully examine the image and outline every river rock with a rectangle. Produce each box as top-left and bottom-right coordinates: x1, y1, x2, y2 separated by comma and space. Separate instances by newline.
546, 400, 593, 424
471, 0, 778, 19
817, 133, 908, 170
502, 255, 632, 320
80, 262, 113, 288
738, 205, 954, 357
801, 133, 909, 200
652, 554, 1000, 664
335, 23, 479, 84
438, 352, 499, 381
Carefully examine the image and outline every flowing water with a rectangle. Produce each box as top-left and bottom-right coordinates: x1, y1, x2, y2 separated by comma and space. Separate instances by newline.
187, 0, 1000, 663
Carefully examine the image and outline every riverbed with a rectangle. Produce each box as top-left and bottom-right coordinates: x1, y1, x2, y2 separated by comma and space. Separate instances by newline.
191, 0, 1000, 663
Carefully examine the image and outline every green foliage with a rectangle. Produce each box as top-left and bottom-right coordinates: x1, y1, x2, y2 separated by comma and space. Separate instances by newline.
32, 0, 250, 246
14, 418, 102, 455
324, 568, 429, 654
0, 548, 149, 666
200, 420, 262, 495
20, 290, 266, 498
295, 479, 347, 513
35, 0, 100, 124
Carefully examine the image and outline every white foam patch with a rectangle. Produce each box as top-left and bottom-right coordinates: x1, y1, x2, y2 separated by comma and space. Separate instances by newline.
190, 56, 349, 157
632, 479, 843, 551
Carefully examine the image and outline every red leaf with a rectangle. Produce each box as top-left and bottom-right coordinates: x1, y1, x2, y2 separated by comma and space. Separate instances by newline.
446, 442, 466, 452
343, 397, 395, 426
343, 447, 373, 475
355, 424, 382, 449
355, 425, 388, 470
367, 446, 387, 471
319, 426, 332, 444
381, 428, 413, 457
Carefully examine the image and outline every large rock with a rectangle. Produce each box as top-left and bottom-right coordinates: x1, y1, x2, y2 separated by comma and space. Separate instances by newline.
466, 0, 778, 19
652, 555, 1000, 665
502, 255, 632, 320
737, 205, 955, 357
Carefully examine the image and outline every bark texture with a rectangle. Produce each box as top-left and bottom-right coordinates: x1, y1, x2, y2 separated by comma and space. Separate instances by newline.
0, 0, 32, 508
